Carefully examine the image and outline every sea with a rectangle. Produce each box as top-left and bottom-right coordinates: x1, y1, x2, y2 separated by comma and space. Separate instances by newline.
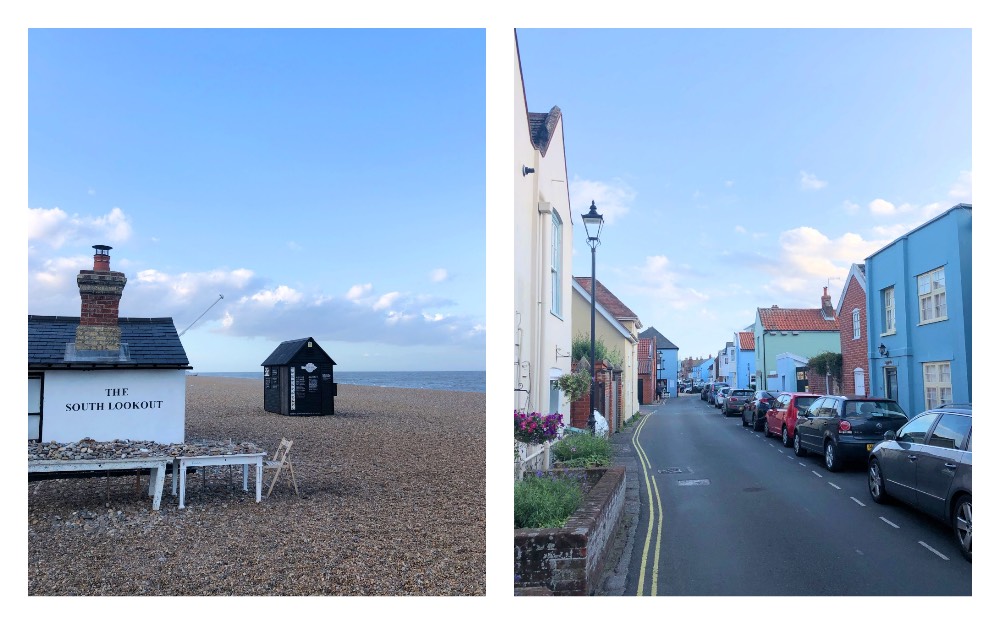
189, 370, 485, 394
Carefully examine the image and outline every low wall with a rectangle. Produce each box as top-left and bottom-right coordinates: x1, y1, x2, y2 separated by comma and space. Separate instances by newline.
514, 465, 626, 596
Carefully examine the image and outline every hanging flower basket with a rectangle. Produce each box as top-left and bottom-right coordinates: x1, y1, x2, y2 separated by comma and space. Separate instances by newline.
514, 411, 563, 445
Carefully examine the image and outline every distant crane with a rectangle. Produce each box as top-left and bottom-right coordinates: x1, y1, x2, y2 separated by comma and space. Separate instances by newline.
178, 294, 224, 337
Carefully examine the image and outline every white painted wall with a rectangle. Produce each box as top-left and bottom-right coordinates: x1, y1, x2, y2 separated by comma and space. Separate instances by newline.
39, 369, 186, 443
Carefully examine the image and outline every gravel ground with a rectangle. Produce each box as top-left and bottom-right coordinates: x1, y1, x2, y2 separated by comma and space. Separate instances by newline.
27, 376, 486, 596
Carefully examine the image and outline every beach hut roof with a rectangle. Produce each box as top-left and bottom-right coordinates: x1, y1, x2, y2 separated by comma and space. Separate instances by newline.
261, 337, 336, 366
28, 315, 191, 369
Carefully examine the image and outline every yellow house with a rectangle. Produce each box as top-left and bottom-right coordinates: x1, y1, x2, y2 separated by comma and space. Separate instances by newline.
572, 277, 640, 422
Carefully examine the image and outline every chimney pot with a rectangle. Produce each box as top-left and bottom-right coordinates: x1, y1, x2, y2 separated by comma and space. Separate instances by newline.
92, 244, 113, 271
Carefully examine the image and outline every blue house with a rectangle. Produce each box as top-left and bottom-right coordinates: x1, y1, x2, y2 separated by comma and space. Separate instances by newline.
639, 326, 680, 397
864, 203, 971, 417
734, 330, 756, 389
696, 359, 714, 382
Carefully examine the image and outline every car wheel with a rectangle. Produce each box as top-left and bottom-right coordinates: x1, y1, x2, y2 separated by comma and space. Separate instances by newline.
763, 421, 772, 438
793, 432, 807, 457
824, 440, 842, 472
781, 426, 791, 448
753, 415, 763, 432
741, 411, 748, 427
868, 458, 888, 504
953, 494, 972, 562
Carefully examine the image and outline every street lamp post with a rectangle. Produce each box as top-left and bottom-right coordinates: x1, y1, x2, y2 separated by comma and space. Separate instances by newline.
582, 201, 604, 433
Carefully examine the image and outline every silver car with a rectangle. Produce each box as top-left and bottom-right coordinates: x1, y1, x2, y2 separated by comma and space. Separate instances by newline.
868, 404, 972, 561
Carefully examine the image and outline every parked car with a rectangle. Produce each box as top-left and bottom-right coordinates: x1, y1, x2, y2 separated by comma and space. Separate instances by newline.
723, 388, 754, 416
764, 392, 821, 446
705, 382, 728, 405
692, 381, 704, 393
868, 404, 971, 561
742, 390, 778, 430
712, 385, 731, 408
793, 395, 908, 472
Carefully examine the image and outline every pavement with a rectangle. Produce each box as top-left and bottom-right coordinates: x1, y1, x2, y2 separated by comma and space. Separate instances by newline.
594, 403, 658, 596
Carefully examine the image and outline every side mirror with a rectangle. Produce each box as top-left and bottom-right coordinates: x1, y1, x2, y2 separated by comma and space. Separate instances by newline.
883, 430, 897, 441
798, 407, 809, 417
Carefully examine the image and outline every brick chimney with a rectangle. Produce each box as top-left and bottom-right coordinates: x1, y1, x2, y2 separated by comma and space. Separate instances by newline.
74, 244, 127, 352
820, 286, 836, 320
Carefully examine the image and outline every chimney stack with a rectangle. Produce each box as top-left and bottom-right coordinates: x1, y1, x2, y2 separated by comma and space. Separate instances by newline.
74, 244, 127, 352
820, 286, 836, 320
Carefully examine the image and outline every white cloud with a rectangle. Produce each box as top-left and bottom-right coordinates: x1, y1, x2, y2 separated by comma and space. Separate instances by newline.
430, 268, 449, 283
799, 171, 827, 190
734, 225, 746, 234
842, 200, 860, 214
346, 283, 372, 300
569, 176, 636, 225
246, 285, 303, 306
620, 255, 710, 312
28, 206, 132, 249
869, 198, 898, 216
373, 291, 401, 311
949, 170, 972, 202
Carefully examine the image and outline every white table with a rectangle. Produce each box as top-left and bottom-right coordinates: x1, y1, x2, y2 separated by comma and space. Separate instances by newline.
28, 457, 170, 510
170, 453, 266, 509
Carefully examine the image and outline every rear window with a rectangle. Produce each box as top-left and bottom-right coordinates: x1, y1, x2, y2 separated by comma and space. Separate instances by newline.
794, 396, 818, 410
844, 400, 906, 418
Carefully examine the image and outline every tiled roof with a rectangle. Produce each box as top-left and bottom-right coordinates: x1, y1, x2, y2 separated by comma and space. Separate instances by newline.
527, 106, 562, 157
738, 331, 755, 350
28, 316, 190, 368
638, 338, 651, 361
261, 337, 336, 366
638, 326, 678, 350
574, 277, 641, 327
757, 307, 839, 332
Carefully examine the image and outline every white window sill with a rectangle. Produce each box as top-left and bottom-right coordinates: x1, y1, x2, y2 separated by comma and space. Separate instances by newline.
917, 316, 948, 326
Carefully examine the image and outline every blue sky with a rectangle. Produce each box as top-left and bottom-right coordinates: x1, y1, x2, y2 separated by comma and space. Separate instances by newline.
27, 29, 485, 372
517, 28, 972, 363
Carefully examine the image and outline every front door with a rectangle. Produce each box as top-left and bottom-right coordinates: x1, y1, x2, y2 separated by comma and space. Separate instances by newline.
884, 367, 898, 401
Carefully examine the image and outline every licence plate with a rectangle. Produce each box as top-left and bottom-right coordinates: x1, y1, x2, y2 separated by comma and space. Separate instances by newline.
866, 443, 874, 452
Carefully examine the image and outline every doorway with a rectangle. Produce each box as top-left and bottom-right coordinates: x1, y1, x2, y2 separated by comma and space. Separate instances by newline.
884, 367, 898, 401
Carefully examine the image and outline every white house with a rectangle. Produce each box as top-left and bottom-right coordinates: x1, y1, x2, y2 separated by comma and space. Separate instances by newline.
514, 34, 574, 419
28, 246, 190, 444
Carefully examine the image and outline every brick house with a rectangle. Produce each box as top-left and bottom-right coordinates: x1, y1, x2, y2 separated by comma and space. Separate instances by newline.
637, 338, 654, 404
837, 263, 869, 396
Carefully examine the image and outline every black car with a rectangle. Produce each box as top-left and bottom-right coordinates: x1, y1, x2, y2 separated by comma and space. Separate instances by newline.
868, 404, 972, 561
741, 390, 778, 431
793, 395, 908, 472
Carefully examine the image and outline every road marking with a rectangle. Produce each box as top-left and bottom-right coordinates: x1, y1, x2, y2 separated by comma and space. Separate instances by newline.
880, 517, 900, 528
919, 541, 950, 560
828, 482, 841, 490
633, 412, 664, 596
799, 462, 808, 467
786, 455, 794, 459
850, 497, 866, 507
811, 471, 823, 478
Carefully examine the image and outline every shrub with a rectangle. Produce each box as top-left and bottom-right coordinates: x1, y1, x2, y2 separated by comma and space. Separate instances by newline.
514, 474, 584, 529
551, 432, 612, 468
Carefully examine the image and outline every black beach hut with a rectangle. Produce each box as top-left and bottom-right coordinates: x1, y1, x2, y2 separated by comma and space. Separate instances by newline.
261, 337, 337, 416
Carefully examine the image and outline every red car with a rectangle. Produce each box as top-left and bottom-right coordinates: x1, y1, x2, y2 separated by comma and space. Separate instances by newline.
763, 392, 820, 447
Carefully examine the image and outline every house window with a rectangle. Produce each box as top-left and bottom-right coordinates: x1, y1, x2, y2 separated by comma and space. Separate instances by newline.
29, 375, 42, 441
882, 287, 895, 334
852, 308, 860, 340
917, 267, 947, 323
550, 211, 563, 316
923, 361, 952, 410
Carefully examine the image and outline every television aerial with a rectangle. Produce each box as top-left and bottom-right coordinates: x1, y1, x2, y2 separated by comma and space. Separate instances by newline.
178, 294, 224, 337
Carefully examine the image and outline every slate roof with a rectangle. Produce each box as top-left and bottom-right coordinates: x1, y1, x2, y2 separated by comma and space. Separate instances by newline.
738, 331, 755, 350
261, 337, 336, 366
527, 106, 562, 157
757, 307, 839, 332
638, 326, 679, 350
574, 277, 641, 328
28, 316, 190, 368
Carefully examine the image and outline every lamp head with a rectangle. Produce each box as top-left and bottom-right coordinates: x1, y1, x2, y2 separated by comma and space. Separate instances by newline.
582, 200, 604, 243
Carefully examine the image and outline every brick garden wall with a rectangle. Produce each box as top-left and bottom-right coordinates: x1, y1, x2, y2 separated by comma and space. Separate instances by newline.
514, 466, 626, 596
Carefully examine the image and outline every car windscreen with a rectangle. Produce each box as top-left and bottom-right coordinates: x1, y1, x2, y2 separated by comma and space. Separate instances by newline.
795, 396, 818, 410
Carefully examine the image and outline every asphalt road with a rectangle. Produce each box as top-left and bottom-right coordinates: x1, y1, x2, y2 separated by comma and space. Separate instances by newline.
623, 394, 972, 596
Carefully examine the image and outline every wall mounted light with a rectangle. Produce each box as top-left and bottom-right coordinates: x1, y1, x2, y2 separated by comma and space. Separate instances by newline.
878, 343, 888, 358
522, 166, 535, 176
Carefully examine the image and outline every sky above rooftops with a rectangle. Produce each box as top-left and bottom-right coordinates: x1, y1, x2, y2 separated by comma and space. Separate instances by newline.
26, 28, 485, 372
517, 27, 972, 361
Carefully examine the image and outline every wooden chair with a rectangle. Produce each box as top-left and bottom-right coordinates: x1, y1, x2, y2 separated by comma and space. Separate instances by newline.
263, 438, 299, 497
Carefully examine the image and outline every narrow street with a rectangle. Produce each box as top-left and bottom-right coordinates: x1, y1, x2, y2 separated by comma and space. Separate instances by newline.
616, 394, 971, 596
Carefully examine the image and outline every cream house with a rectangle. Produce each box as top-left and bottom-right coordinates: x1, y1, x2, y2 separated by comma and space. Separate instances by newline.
514, 35, 574, 420
572, 277, 640, 421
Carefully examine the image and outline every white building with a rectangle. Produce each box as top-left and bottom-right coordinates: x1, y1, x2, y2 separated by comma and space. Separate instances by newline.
514, 34, 575, 419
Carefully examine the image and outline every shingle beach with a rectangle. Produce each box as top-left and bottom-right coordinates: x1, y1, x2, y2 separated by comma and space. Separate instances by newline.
27, 376, 486, 596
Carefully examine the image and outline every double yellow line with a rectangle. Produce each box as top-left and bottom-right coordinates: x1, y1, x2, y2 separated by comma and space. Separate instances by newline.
632, 409, 664, 596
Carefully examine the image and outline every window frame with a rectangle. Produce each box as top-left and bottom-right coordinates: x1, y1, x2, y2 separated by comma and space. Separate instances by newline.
922, 361, 953, 410
550, 210, 563, 317
882, 286, 896, 335
852, 308, 861, 340
917, 267, 947, 324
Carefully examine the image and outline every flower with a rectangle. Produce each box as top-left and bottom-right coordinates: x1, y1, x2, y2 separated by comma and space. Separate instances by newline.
514, 410, 563, 445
